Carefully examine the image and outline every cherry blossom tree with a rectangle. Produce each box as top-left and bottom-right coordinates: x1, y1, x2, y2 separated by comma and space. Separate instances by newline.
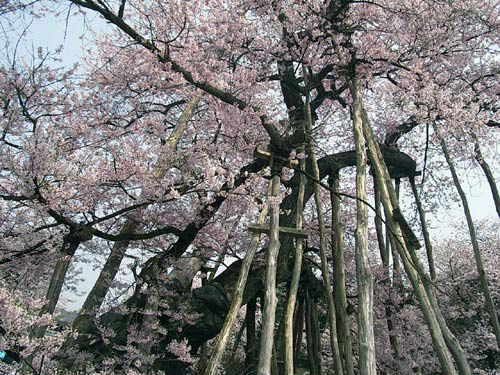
0, 0, 499, 374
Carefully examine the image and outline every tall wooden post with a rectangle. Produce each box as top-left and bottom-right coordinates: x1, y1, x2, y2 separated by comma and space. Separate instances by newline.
257, 157, 283, 375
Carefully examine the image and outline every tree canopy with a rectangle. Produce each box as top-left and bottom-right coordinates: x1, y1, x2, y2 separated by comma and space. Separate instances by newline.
0, 1, 499, 374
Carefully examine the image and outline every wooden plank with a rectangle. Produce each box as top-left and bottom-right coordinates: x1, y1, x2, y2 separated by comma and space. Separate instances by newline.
254, 147, 299, 168
248, 223, 308, 239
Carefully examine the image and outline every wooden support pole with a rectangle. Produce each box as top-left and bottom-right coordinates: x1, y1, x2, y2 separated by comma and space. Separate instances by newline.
293, 298, 305, 364
205, 187, 271, 375
350, 76, 376, 375
331, 173, 356, 375
305, 291, 320, 375
409, 177, 436, 281
473, 137, 500, 218
374, 182, 400, 362
257, 167, 282, 375
248, 223, 308, 239
284, 142, 306, 375
392, 208, 421, 250
360, 106, 459, 375
254, 147, 299, 168
440, 137, 500, 350
303, 66, 344, 375
70, 92, 203, 345
246, 298, 257, 375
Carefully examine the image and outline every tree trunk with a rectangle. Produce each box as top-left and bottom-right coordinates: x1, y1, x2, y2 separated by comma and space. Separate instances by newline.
227, 320, 246, 369
42, 240, 80, 315
310, 298, 322, 375
293, 297, 305, 365
32, 238, 80, 338
305, 291, 320, 375
73, 220, 138, 334
350, 78, 376, 375
330, 172, 355, 375
246, 298, 257, 375
440, 138, 500, 350
271, 342, 279, 375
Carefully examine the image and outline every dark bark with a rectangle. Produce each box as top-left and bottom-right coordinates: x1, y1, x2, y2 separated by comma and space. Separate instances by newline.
293, 297, 305, 365
245, 298, 257, 375
305, 291, 320, 375
474, 141, 500, 218
32, 237, 81, 339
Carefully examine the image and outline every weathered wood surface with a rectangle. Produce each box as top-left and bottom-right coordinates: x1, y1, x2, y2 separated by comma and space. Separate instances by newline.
254, 147, 299, 168
248, 223, 308, 239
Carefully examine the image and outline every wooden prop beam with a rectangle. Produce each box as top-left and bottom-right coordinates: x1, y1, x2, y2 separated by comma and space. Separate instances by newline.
254, 147, 299, 168
392, 208, 422, 250
248, 223, 308, 239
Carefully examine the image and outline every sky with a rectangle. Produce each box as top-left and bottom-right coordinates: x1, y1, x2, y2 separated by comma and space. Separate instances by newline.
2, 5, 498, 311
